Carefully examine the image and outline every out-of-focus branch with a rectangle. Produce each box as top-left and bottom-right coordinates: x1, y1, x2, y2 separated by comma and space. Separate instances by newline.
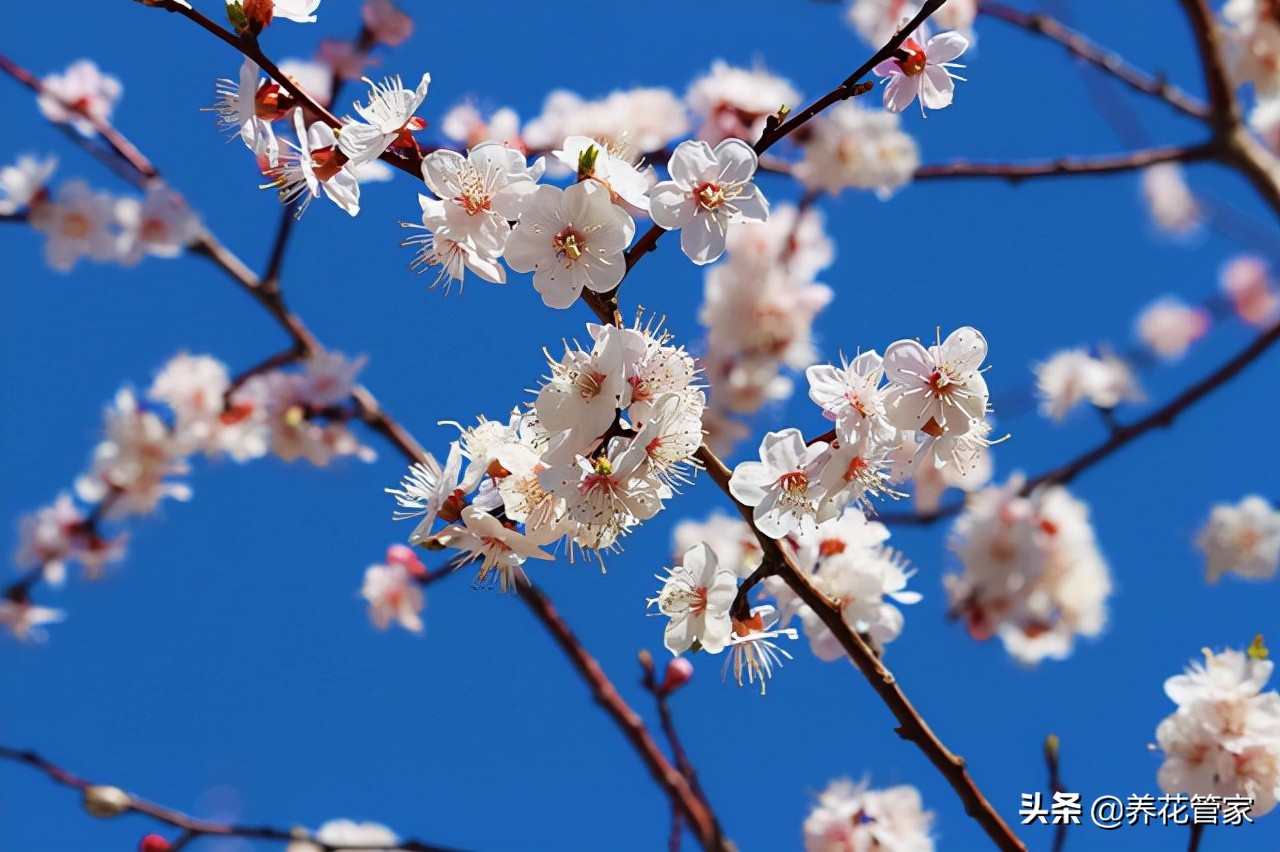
874, 315, 1280, 525
0, 52, 159, 182
0, 746, 465, 852
914, 142, 1216, 182
980, 3, 1210, 120
1176, 0, 1239, 127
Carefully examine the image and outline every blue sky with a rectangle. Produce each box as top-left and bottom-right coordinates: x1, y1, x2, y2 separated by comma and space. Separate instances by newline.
2, 1, 1278, 851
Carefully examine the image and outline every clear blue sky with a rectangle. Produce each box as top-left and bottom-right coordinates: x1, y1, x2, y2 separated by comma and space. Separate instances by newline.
2, 2, 1278, 851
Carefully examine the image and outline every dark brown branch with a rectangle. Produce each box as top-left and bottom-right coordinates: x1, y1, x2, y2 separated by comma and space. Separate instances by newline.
692, 447, 1026, 852
914, 142, 1216, 182
981, 3, 1210, 120
513, 577, 730, 852
1176, 0, 1239, 128
0, 746, 465, 852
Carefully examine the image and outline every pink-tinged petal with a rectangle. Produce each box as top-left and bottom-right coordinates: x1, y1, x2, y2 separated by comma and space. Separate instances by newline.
882, 339, 931, 384
680, 210, 727, 265
713, 138, 759, 186
668, 139, 718, 188
648, 183, 697, 229
920, 66, 956, 111
942, 326, 987, 373
420, 149, 466, 199
728, 183, 769, 224
882, 74, 917, 114
872, 59, 900, 78
926, 31, 970, 64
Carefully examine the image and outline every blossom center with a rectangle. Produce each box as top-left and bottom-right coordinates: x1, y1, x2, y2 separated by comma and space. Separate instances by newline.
61, 211, 92, 239
776, 471, 808, 494
553, 226, 586, 262
310, 147, 347, 182
694, 181, 726, 211
896, 40, 928, 76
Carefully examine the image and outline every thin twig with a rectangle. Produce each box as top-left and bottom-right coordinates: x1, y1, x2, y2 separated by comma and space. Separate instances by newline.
514, 577, 730, 852
980, 3, 1209, 120
1043, 735, 1068, 852
1176, 0, 1239, 128
914, 143, 1216, 182
0, 746, 466, 852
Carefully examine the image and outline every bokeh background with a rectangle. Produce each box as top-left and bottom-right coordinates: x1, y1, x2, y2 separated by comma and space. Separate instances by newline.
2, 1, 1277, 850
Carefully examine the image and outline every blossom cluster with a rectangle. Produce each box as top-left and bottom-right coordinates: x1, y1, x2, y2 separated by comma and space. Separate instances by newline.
385, 319, 706, 595
654, 506, 920, 691
1220, 0, 1280, 152
209, 55, 428, 217
1197, 495, 1280, 583
1155, 644, 1280, 818
728, 326, 996, 535
1, 155, 201, 272
945, 475, 1113, 664
803, 776, 935, 852
6, 351, 375, 640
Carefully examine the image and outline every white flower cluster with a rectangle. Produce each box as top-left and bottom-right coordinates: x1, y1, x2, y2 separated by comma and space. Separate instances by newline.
1155, 645, 1280, 819
728, 326, 996, 535
1219, 0, 1280, 151
1221, 255, 1280, 327
36, 59, 121, 136
407, 131, 772, 296
1, 156, 202, 272
1197, 495, 1280, 584
699, 204, 835, 448
386, 320, 705, 590
209, 57, 429, 216
1034, 347, 1143, 423
286, 818, 404, 852
655, 507, 920, 691
803, 777, 935, 852
1136, 296, 1210, 360
360, 544, 426, 633
847, 0, 978, 46
795, 101, 920, 199
7, 351, 376, 640
945, 475, 1113, 664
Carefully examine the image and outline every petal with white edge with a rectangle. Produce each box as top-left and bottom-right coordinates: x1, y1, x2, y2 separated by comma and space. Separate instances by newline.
926, 31, 970, 64
729, 183, 769, 224
713, 138, 759, 186
680, 209, 727, 265
668, 139, 718, 189
920, 66, 956, 111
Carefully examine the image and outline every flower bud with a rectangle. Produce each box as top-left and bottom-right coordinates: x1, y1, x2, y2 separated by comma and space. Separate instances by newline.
242, 0, 274, 33
139, 834, 172, 852
1043, 733, 1060, 763
83, 785, 132, 818
660, 657, 694, 696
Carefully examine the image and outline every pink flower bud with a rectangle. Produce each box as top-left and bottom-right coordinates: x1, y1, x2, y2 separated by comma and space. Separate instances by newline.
139, 834, 172, 852
386, 544, 426, 578
660, 657, 694, 695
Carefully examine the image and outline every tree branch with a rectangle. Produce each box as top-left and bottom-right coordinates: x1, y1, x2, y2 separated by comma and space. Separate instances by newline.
980, 3, 1210, 120
914, 142, 1217, 182
1176, 0, 1239, 128
691, 447, 1026, 851
0, 746, 466, 852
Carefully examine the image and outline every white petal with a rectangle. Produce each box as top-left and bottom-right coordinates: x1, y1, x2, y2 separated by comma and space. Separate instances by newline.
668, 140, 718, 189
926, 32, 970, 64
920, 66, 956, 111
713, 138, 759, 186
680, 210, 727, 265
